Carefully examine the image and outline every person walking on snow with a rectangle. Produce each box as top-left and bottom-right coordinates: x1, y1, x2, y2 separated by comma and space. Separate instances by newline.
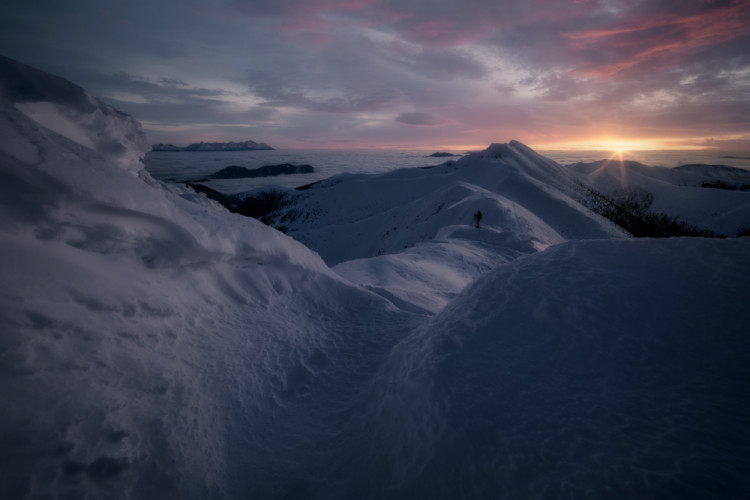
473, 210, 483, 228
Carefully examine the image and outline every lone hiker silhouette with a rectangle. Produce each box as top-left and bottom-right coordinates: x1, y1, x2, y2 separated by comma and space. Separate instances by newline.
473, 210, 483, 228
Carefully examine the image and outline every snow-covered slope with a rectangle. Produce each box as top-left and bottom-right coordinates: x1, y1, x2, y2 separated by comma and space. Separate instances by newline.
570, 158, 750, 236
267, 141, 625, 265
0, 56, 148, 173
2, 57, 749, 500
253, 140, 627, 311
349, 237, 750, 499
0, 57, 421, 500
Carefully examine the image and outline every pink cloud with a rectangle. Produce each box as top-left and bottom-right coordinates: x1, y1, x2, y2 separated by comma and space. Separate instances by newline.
566, 0, 750, 79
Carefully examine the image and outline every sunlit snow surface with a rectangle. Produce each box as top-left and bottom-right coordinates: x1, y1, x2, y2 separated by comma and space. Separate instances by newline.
1, 56, 750, 499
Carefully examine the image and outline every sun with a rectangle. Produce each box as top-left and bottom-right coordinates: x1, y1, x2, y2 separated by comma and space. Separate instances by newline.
603, 148, 629, 184
612, 148, 627, 161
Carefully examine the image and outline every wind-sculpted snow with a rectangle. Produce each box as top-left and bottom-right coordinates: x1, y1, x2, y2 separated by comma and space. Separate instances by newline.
0, 58, 421, 499
0, 56, 148, 173
2, 57, 750, 500
343, 238, 750, 499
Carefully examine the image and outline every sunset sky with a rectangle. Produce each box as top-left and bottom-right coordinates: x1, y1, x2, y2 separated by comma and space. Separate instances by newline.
2, 0, 749, 150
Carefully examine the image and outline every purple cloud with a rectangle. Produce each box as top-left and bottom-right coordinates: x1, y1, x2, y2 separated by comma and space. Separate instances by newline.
395, 112, 444, 126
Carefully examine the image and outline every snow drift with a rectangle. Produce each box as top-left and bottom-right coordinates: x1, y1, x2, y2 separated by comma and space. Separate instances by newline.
0, 56, 421, 499
353, 237, 750, 499
2, 56, 749, 500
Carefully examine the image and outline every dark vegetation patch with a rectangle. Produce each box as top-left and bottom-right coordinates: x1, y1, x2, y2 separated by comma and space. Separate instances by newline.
230, 191, 291, 223
579, 184, 726, 238
700, 180, 750, 191
186, 183, 293, 226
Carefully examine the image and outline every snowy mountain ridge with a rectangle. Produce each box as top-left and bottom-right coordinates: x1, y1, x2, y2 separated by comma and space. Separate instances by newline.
152, 140, 274, 152
2, 57, 749, 500
253, 137, 628, 258
225, 137, 627, 311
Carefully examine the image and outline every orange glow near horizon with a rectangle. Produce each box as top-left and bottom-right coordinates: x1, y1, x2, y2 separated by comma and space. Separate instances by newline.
386, 137, 719, 153
529, 137, 710, 152
378, 139, 707, 153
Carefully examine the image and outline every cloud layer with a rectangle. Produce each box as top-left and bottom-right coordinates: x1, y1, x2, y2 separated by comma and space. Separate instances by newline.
1, 0, 749, 149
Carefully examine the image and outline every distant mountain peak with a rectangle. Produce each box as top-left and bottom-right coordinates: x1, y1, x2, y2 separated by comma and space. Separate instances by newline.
478, 140, 534, 158
151, 140, 273, 152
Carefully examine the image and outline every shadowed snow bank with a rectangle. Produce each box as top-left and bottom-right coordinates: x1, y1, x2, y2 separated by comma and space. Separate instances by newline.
341, 237, 750, 499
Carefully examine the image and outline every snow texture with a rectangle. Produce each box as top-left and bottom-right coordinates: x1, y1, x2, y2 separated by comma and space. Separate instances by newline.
1, 57, 749, 500
356, 237, 750, 500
